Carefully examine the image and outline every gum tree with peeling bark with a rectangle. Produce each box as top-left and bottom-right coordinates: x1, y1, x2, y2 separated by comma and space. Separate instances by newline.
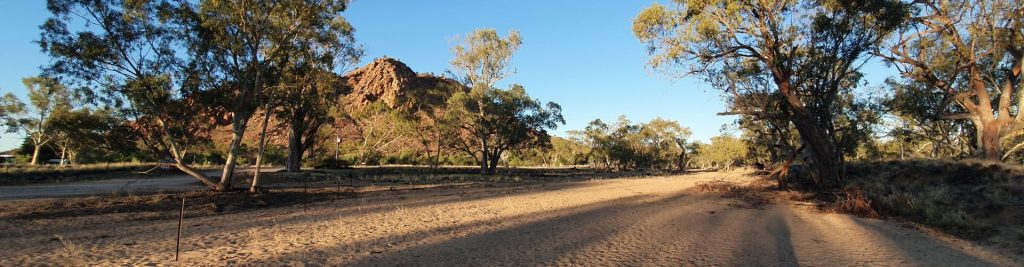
877, 0, 1023, 161
633, 0, 908, 187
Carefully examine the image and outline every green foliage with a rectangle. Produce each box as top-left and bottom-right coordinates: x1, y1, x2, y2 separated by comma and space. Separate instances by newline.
3, 77, 75, 165
882, 80, 975, 159
578, 116, 691, 171
0, 93, 22, 137
691, 134, 748, 170
449, 29, 522, 88
39, 0, 362, 190
549, 136, 590, 166
445, 84, 564, 173
49, 107, 139, 164
444, 29, 562, 174
634, 0, 909, 185
313, 157, 352, 170
40, 0, 219, 170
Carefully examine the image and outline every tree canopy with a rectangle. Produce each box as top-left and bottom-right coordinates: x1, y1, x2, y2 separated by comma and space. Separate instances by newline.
634, 0, 908, 186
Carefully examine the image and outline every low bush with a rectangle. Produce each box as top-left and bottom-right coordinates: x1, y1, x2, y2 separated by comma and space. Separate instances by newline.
312, 158, 352, 170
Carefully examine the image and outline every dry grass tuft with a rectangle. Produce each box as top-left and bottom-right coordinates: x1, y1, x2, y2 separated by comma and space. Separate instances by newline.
696, 180, 773, 207
826, 187, 880, 218
841, 159, 1022, 239
53, 235, 86, 266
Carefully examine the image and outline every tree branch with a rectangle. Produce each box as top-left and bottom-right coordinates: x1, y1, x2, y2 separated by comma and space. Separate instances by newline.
716, 110, 789, 120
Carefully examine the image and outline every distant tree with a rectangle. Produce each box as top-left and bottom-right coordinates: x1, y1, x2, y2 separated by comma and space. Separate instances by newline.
412, 82, 465, 169
276, 68, 343, 172
692, 135, 748, 170
49, 108, 120, 165
445, 85, 564, 174
684, 141, 704, 169
877, 0, 1023, 161
549, 135, 590, 166
2, 77, 73, 165
882, 79, 975, 158
579, 119, 613, 170
634, 0, 908, 187
578, 116, 692, 171
0, 93, 23, 142
643, 118, 692, 171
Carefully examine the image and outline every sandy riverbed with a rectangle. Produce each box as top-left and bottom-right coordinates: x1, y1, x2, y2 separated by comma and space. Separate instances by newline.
0, 171, 1019, 266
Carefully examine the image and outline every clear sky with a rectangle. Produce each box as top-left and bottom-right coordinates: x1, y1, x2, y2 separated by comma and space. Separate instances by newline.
0, 0, 893, 152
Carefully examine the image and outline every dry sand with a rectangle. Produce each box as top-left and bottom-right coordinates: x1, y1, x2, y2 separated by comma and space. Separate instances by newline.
0, 171, 1020, 266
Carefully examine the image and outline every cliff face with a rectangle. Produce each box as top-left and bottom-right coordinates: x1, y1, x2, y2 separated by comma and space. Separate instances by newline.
341, 57, 466, 112
211, 57, 465, 151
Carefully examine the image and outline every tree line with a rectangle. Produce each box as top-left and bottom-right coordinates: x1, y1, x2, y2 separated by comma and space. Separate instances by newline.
0, 0, 563, 192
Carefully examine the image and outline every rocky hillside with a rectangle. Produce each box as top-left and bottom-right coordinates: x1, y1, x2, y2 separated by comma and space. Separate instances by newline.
341, 57, 466, 112
215, 57, 466, 150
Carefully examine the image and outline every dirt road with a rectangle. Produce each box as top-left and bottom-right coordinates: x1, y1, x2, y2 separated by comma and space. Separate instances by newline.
0, 171, 1018, 266
0, 175, 202, 200
0, 168, 282, 201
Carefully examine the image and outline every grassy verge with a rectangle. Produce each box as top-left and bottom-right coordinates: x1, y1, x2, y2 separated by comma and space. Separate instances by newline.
0, 167, 667, 221
0, 163, 166, 186
258, 166, 650, 186
838, 159, 1024, 240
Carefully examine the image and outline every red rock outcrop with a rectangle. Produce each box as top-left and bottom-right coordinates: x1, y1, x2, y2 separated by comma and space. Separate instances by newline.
341, 57, 466, 112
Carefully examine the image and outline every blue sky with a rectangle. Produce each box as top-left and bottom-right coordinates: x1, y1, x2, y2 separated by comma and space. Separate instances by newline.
0, 0, 893, 152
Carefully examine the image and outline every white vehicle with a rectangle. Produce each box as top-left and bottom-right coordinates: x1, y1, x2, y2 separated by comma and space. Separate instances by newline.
0, 155, 15, 165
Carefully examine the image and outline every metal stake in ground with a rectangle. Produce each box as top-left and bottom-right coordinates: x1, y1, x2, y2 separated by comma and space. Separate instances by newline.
176, 196, 185, 261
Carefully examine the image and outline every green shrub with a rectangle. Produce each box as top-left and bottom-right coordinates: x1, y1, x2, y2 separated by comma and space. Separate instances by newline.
313, 158, 352, 170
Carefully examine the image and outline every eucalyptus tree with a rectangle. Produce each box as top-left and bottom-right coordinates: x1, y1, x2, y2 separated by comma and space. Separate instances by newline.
580, 119, 613, 169
40, 0, 228, 189
643, 117, 692, 171
276, 68, 343, 173
692, 134, 748, 170
412, 82, 465, 169
0, 93, 18, 137
188, 0, 358, 190
2, 77, 73, 165
877, 0, 1023, 161
577, 116, 691, 171
246, 0, 360, 192
445, 84, 564, 174
882, 78, 976, 158
549, 135, 590, 166
450, 29, 522, 89
447, 28, 527, 173
49, 108, 119, 165
273, 25, 361, 173
634, 0, 908, 187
